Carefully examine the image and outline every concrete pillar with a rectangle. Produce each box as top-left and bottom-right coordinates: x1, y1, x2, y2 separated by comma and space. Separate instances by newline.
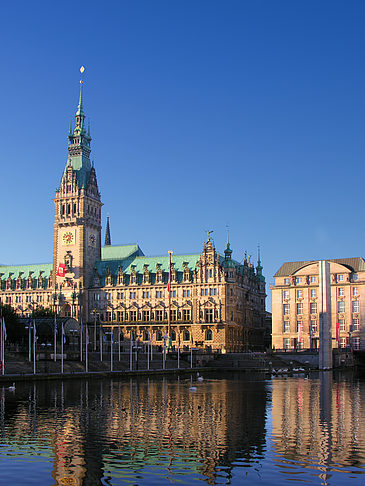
319, 260, 333, 369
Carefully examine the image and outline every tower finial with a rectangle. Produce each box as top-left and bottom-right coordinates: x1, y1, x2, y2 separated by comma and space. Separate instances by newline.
76, 66, 85, 117
257, 243, 261, 264
226, 225, 230, 249
105, 214, 111, 246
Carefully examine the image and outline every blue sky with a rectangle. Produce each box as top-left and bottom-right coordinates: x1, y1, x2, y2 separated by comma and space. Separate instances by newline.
0, 0, 364, 310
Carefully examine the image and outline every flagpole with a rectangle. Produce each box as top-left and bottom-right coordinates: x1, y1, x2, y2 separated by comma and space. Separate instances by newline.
118, 324, 121, 361
85, 325, 89, 373
177, 332, 180, 369
100, 325, 103, 362
80, 316, 83, 362
147, 331, 150, 370
168, 251, 172, 342
54, 314, 57, 362
33, 320, 36, 374
2, 317, 6, 375
61, 322, 64, 374
129, 331, 133, 371
150, 325, 153, 361
1, 317, 5, 375
190, 333, 193, 369
163, 335, 166, 370
110, 328, 113, 372
28, 318, 31, 362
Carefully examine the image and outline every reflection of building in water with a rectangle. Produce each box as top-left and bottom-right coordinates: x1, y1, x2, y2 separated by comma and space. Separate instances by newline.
2, 377, 268, 485
271, 376, 365, 477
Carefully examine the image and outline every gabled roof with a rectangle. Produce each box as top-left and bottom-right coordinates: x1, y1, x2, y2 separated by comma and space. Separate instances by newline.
274, 257, 365, 277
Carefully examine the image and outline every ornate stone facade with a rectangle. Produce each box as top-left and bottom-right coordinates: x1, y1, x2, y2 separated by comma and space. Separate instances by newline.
0, 82, 267, 352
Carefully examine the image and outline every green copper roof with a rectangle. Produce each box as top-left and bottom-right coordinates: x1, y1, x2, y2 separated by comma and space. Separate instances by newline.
0, 263, 52, 279
101, 244, 144, 261
0, 263, 53, 290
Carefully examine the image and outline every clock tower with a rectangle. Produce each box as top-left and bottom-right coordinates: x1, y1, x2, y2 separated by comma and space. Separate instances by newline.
53, 77, 102, 312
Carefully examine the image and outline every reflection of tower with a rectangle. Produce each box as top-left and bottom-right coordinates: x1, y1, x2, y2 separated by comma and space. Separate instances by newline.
319, 261, 333, 369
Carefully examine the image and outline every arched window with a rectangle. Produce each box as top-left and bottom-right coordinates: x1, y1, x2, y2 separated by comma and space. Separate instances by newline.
183, 330, 190, 341
205, 329, 213, 341
171, 330, 176, 341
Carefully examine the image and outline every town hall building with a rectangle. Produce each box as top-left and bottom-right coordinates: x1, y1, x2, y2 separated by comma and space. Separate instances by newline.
0, 80, 267, 352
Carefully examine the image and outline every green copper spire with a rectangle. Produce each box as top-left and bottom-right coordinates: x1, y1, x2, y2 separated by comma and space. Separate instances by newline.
76, 80, 84, 116
63, 67, 92, 189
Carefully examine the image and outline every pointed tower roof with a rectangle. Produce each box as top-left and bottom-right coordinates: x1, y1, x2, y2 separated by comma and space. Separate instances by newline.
61, 67, 93, 190
105, 215, 111, 246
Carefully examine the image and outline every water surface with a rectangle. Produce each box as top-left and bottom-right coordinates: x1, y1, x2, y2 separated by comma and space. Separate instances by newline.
0, 371, 364, 485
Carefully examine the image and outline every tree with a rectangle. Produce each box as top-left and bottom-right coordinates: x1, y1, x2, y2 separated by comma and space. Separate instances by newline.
0, 303, 20, 342
31, 306, 56, 318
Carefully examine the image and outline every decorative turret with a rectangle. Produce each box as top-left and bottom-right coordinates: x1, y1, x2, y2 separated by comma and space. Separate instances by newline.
105, 215, 111, 246
222, 233, 235, 269
224, 240, 232, 261
256, 245, 265, 282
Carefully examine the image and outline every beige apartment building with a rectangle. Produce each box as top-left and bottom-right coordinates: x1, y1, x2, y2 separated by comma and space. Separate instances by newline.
271, 258, 365, 351
0, 79, 267, 352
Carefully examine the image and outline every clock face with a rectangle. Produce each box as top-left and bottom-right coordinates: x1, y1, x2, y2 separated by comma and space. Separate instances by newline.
62, 230, 75, 246
88, 233, 96, 247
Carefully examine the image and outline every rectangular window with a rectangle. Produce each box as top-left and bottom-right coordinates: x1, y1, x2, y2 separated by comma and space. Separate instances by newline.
337, 274, 344, 281
284, 278, 290, 285
352, 319, 360, 331
296, 303, 303, 315
338, 301, 345, 313
310, 320, 317, 333
296, 321, 303, 332
297, 290, 303, 299
296, 277, 302, 284
339, 337, 347, 348
142, 310, 150, 321
283, 338, 290, 349
142, 291, 149, 299
170, 310, 177, 321
310, 302, 317, 314
183, 309, 191, 321
209, 269, 213, 278
352, 337, 360, 350
283, 290, 289, 299
353, 287, 359, 296
170, 290, 176, 298
130, 311, 137, 321
183, 289, 190, 297
205, 309, 213, 322
338, 288, 344, 297
284, 321, 290, 333
339, 319, 345, 331
283, 304, 290, 315
155, 290, 163, 298
352, 301, 359, 313
310, 289, 316, 298
129, 292, 136, 299
310, 276, 317, 283
201, 289, 204, 296
156, 310, 163, 321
